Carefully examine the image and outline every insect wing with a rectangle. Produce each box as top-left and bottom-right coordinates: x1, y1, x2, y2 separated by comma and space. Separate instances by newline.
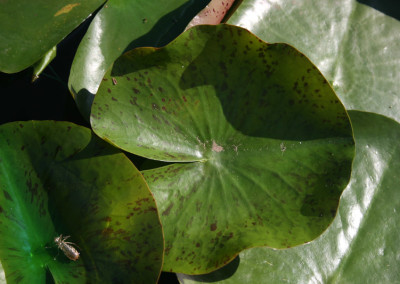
61, 244, 80, 261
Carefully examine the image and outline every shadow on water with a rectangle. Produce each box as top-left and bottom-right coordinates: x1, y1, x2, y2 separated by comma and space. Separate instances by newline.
177, 255, 241, 283
357, 0, 400, 21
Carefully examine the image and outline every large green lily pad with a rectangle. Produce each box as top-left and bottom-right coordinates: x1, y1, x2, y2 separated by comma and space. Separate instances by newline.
91, 24, 354, 274
0, 261, 4, 283
0, 0, 104, 73
227, 0, 400, 123
0, 121, 163, 283
68, 0, 210, 120
177, 111, 400, 283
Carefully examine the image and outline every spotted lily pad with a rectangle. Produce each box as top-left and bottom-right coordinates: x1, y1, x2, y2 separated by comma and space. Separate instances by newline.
91, 24, 354, 273
0, 121, 163, 283
68, 0, 210, 120
227, 0, 400, 123
177, 111, 400, 283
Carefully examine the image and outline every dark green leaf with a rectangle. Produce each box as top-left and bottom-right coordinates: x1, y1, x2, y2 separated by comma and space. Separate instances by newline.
68, 0, 210, 120
0, 0, 104, 73
0, 121, 163, 283
177, 111, 400, 283
91, 24, 354, 273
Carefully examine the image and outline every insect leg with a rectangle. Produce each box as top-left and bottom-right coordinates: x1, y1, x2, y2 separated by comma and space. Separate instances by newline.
62, 235, 71, 241
64, 241, 81, 250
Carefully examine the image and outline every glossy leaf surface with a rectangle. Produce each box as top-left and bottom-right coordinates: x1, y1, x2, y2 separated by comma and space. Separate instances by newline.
178, 111, 400, 283
91, 24, 354, 273
227, 0, 400, 122
0, 121, 163, 283
0, 261, 4, 284
68, 0, 210, 120
32, 46, 57, 82
0, 0, 104, 73
185, 0, 235, 29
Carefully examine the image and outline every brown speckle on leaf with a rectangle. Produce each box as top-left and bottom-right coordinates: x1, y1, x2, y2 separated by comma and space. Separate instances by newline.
102, 216, 112, 222
162, 203, 174, 216
3, 190, 13, 201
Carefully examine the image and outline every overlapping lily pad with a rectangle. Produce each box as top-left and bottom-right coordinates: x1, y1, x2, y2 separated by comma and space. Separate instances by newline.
227, 0, 400, 122
185, 0, 235, 29
0, 0, 104, 73
0, 121, 163, 283
177, 111, 400, 283
91, 24, 354, 273
68, 0, 210, 120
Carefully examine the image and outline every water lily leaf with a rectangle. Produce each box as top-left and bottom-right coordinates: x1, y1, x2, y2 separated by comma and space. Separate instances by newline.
0, 261, 4, 284
91, 24, 354, 273
0, 0, 104, 73
68, 0, 210, 120
32, 46, 57, 82
185, 0, 235, 29
227, 0, 400, 122
0, 121, 163, 283
177, 111, 400, 283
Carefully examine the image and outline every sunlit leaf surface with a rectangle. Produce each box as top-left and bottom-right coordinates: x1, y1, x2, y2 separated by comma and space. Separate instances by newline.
91, 24, 354, 274
228, 0, 400, 122
68, 0, 210, 120
177, 111, 400, 283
